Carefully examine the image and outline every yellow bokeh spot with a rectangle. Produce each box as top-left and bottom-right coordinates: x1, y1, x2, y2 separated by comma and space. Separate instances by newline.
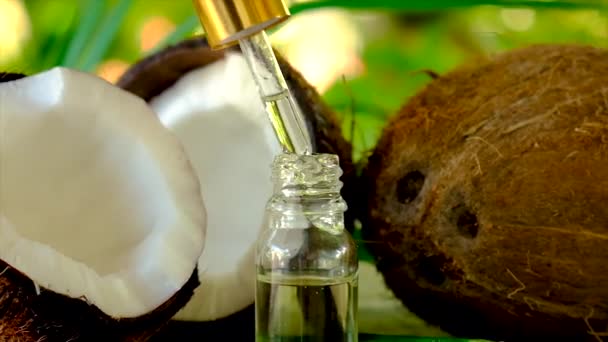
140, 16, 176, 53
271, 9, 364, 93
0, 0, 31, 63
96, 59, 130, 84
500, 8, 536, 32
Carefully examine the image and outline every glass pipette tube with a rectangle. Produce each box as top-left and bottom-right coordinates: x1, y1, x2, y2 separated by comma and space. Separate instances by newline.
238, 31, 314, 155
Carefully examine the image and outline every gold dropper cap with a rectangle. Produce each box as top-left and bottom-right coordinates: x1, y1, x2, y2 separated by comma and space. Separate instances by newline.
192, 0, 290, 49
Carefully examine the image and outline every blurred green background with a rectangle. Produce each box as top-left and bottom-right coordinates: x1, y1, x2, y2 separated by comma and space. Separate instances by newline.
1, 0, 606, 161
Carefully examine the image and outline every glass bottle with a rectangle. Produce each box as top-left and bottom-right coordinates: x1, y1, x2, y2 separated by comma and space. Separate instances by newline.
255, 153, 358, 342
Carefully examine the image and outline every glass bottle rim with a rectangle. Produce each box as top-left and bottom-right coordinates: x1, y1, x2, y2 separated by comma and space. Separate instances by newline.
271, 153, 343, 186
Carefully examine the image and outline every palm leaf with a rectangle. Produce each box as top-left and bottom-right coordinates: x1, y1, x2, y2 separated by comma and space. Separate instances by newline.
60, 0, 105, 68
79, 0, 133, 72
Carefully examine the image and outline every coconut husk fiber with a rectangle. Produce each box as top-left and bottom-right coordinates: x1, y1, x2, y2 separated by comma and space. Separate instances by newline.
361, 44, 608, 342
0, 260, 198, 342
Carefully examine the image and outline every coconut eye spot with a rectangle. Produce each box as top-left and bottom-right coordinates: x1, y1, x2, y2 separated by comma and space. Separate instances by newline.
456, 209, 479, 239
416, 255, 447, 286
396, 170, 425, 204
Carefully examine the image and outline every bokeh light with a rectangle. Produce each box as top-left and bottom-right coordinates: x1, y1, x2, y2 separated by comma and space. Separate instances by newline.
0, 0, 31, 63
500, 8, 536, 32
96, 59, 129, 83
272, 9, 365, 93
140, 16, 176, 53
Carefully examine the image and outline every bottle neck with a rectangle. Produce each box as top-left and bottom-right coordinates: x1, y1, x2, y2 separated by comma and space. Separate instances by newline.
268, 191, 347, 214
267, 153, 347, 231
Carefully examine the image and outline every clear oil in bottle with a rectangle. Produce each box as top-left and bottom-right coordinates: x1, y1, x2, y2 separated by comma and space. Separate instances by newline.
256, 273, 358, 342
255, 154, 358, 341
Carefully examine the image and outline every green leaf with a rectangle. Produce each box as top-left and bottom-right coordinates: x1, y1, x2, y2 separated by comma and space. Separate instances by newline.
60, 0, 105, 68
79, 0, 133, 72
42, 32, 73, 70
290, 0, 607, 14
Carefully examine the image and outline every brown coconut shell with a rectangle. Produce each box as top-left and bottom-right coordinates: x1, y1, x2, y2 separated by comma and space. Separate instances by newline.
0, 74, 200, 341
117, 37, 356, 230
361, 44, 608, 341
0, 73, 26, 82
0, 260, 199, 342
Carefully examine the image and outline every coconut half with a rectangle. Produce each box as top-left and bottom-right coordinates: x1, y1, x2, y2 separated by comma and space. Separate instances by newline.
149, 53, 280, 321
0, 68, 206, 340
118, 37, 355, 325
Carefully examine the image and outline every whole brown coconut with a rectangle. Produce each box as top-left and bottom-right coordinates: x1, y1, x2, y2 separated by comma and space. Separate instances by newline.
0, 74, 200, 342
361, 44, 608, 342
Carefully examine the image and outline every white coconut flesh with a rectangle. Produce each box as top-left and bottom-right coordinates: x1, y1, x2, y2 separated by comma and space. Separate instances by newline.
0, 67, 206, 318
148, 52, 283, 321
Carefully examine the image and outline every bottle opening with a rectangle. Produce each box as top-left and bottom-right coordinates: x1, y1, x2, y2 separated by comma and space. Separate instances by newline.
272, 153, 342, 184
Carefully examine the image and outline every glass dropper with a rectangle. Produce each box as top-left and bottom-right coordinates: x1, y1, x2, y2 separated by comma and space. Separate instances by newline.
238, 31, 313, 155
192, 0, 313, 155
